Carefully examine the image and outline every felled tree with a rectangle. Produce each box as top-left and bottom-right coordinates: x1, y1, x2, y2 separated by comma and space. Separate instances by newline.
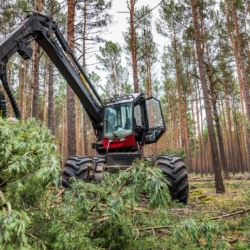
0, 118, 61, 249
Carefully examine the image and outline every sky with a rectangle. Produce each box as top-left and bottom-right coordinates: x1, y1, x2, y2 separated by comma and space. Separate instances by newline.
104, 0, 163, 46
105, 0, 162, 48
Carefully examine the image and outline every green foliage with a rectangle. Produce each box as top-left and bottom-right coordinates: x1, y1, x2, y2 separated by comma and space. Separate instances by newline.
0, 118, 61, 208
0, 201, 31, 250
1, 118, 249, 249
96, 40, 131, 96
233, 241, 250, 250
2, 160, 168, 249
171, 219, 220, 249
49, 161, 172, 249
0, 118, 60, 249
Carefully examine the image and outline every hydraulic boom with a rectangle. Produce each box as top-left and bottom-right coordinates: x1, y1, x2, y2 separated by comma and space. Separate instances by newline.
0, 12, 104, 137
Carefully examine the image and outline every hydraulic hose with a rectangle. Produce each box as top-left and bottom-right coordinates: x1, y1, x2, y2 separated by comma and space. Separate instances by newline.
0, 64, 21, 119
0, 91, 7, 117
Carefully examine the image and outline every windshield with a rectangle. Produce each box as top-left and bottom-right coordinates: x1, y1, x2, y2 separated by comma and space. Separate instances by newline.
104, 102, 133, 138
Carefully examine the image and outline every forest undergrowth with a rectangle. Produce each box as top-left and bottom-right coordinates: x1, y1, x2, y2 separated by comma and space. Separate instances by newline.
0, 118, 250, 250
185, 178, 250, 250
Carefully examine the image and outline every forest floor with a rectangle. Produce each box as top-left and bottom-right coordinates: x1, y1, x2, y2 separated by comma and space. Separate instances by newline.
180, 175, 250, 249
95, 173, 250, 249
50, 173, 250, 250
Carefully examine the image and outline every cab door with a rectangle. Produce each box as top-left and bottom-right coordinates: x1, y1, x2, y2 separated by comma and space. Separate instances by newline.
145, 97, 165, 144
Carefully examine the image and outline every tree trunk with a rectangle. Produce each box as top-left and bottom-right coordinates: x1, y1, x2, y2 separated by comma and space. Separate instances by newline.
173, 27, 186, 152
18, 58, 24, 120
22, 61, 27, 121
128, 0, 139, 92
76, 99, 80, 155
212, 95, 230, 179
32, 42, 40, 119
143, 29, 153, 97
196, 80, 201, 175
193, 46, 202, 175
220, 55, 233, 173
82, 0, 89, 156
232, 96, 244, 174
48, 0, 55, 135
191, 0, 225, 193
62, 106, 68, 165
205, 59, 230, 179
184, 95, 192, 171
43, 66, 47, 124
83, 110, 89, 156
6, 63, 13, 117
67, 0, 76, 157
48, 59, 55, 135
199, 86, 205, 177
32, 0, 42, 119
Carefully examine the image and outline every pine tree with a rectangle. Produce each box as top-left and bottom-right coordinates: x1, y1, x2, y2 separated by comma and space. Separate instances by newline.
96, 41, 130, 96
190, 0, 225, 193
66, 0, 76, 157
32, 0, 42, 119
136, 6, 158, 97
48, 0, 56, 136
125, 0, 139, 92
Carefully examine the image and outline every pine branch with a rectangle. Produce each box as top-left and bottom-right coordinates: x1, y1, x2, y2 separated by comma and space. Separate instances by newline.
117, 174, 133, 194
97, 216, 109, 223
4, 151, 35, 168
210, 209, 250, 220
136, 225, 173, 231
134, 0, 163, 23
55, 189, 65, 197
0, 190, 12, 215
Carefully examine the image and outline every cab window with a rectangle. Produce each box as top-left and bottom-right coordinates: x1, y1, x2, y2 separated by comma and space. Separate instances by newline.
104, 102, 133, 138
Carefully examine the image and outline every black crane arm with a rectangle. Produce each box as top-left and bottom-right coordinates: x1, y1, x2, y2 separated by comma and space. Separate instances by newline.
0, 12, 104, 130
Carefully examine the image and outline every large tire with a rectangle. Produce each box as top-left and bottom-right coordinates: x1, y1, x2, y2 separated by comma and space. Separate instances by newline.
154, 155, 189, 204
92, 155, 106, 165
62, 156, 95, 187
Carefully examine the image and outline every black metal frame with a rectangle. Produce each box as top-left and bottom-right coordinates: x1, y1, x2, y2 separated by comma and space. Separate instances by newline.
144, 97, 166, 144
0, 91, 7, 117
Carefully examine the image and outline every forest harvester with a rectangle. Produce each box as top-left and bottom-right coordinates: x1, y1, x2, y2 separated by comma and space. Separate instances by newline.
0, 13, 189, 203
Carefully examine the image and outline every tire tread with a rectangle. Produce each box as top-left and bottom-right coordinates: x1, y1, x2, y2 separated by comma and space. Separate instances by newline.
155, 155, 189, 204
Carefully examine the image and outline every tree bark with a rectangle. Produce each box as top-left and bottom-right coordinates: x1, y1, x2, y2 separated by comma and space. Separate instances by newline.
212, 93, 230, 179
191, 88, 197, 173
48, 59, 55, 135
205, 59, 230, 179
173, 27, 185, 151
232, 95, 244, 173
82, 0, 89, 156
67, 0, 76, 157
48, 0, 55, 136
32, 42, 40, 119
32, 0, 42, 119
43, 66, 47, 124
22, 61, 27, 121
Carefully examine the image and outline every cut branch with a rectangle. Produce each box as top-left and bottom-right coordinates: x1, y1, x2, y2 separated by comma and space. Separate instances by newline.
136, 225, 172, 231
210, 209, 250, 220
